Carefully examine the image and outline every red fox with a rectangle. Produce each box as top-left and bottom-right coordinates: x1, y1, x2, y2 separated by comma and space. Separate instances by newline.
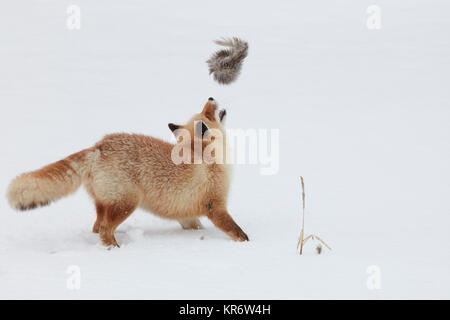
7, 98, 248, 247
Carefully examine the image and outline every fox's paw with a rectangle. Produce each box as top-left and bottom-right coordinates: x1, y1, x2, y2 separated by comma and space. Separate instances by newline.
231, 228, 249, 242
103, 239, 120, 249
106, 244, 120, 250
179, 218, 204, 230
99, 227, 120, 248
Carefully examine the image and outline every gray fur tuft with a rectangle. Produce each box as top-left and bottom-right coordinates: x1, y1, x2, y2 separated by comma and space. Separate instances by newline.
207, 37, 248, 85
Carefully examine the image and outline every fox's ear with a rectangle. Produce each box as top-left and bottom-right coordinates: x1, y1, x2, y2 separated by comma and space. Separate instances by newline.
195, 120, 209, 138
168, 123, 180, 133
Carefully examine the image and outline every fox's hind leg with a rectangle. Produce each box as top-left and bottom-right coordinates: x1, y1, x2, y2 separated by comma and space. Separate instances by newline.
99, 198, 138, 247
178, 218, 203, 230
92, 202, 104, 233
84, 180, 105, 234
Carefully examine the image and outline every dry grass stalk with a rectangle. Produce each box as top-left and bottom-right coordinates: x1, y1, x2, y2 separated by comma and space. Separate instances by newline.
296, 176, 332, 255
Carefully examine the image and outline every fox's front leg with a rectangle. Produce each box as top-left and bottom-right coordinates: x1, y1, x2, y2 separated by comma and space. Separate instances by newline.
207, 208, 249, 241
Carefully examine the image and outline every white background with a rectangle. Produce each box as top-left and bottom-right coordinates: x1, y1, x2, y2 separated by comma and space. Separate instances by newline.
0, 0, 449, 299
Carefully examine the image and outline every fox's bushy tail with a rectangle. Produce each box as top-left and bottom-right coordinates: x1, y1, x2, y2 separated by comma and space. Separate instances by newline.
7, 149, 95, 210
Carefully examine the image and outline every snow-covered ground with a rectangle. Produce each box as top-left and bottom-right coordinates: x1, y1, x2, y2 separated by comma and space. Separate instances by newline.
1, 0, 449, 299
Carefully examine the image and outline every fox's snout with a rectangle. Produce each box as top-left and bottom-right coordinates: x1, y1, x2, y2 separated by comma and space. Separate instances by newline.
207, 97, 226, 121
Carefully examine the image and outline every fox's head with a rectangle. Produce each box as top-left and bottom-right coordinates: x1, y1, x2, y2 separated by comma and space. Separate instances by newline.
168, 97, 228, 164
168, 97, 227, 141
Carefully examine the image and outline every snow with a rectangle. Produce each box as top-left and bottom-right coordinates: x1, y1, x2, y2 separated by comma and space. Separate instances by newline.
1, 0, 449, 299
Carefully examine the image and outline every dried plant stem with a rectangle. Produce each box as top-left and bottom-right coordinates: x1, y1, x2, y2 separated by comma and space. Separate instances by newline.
297, 176, 306, 255
313, 236, 332, 251
296, 176, 332, 255
296, 230, 303, 250
302, 234, 313, 246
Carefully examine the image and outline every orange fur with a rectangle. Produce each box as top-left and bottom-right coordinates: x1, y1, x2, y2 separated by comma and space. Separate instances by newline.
7, 99, 248, 247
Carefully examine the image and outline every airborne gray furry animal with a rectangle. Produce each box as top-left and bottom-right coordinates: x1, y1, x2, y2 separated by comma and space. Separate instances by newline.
207, 37, 248, 85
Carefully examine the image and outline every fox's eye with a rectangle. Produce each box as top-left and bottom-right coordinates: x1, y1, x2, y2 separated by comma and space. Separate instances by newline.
195, 121, 209, 137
